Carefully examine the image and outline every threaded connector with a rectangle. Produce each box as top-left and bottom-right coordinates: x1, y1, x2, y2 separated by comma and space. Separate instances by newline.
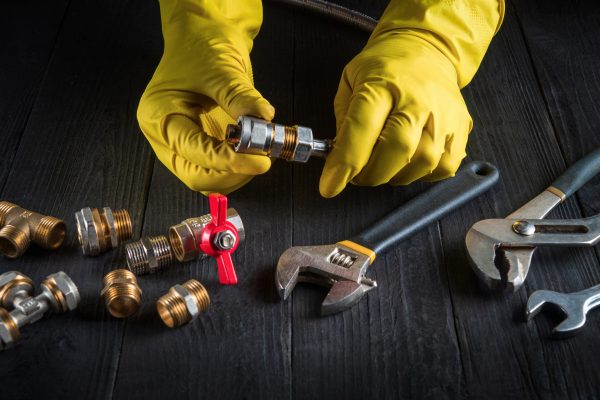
156, 279, 210, 328
75, 207, 133, 256
0, 201, 66, 258
0, 271, 79, 350
125, 236, 173, 275
226, 115, 331, 162
101, 269, 142, 318
168, 209, 245, 262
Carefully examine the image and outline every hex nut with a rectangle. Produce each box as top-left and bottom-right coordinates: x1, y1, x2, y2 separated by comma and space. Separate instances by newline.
293, 126, 314, 162
173, 284, 199, 320
102, 207, 119, 249
46, 272, 80, 311
75, 207, 100, 256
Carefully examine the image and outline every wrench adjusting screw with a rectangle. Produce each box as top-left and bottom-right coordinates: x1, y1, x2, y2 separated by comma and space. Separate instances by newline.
512, 220, 536, 236
156, 279, 210, 328
75, 207, 133, 256
0, 201, 66, 258
101, 269, 142, 318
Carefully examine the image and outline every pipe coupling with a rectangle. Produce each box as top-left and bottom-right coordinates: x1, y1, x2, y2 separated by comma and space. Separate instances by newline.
0, 201, 66, 258
169, 209, 245, 262
156, 279, 210, 328
101, 269, 142, 318
75, 207, 133, 256
0, 271, 79, 350
226, 116, 331, 162
125, 235, 174, 276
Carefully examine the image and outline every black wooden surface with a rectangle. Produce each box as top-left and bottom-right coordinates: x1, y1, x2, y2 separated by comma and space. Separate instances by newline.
1, 0, 600, 399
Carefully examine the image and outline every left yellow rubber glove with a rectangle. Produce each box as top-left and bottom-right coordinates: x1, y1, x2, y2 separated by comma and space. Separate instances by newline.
320, 0, 504, 198
137, 0, 274, 194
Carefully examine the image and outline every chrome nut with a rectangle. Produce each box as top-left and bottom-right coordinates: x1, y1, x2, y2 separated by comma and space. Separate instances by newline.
294, 126, 314, 162
75, 207, 100, 256
0, 310, 18, 349
0, 271, 33, 308
213, 230, 236, 250
102, 207, 119, 248
47, 272, 80, 311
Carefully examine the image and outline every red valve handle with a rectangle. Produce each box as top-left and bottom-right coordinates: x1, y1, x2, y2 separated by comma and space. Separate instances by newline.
198, 193, 239, 285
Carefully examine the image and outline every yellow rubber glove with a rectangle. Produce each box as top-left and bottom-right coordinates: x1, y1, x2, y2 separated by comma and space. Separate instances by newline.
137, 0, 274, 194
320, 0, 504, 198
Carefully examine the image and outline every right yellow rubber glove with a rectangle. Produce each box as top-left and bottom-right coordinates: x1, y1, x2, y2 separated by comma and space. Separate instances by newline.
320, 0, 504, 198
137, 0, 274, 194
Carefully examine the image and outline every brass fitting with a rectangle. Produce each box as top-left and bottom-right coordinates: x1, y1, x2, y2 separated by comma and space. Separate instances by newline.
156, 280, 210, 328
125, 235, 174, 275
0, 271, 80, 349
169, 209, 245, 262
75, 207, 133, 256
101, 269, 142, 318
0, 201, 66, 258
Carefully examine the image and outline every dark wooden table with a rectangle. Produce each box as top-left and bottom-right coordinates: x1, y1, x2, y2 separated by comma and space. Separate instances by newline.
2, 0, 600, 398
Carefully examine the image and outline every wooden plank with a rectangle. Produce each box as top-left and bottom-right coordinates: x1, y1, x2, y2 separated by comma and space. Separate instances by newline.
0, 0, 159, 398
289, 7, 463, 399
0, 0, 69, 189
111, 4, 296, 399
439, 3, 600, 399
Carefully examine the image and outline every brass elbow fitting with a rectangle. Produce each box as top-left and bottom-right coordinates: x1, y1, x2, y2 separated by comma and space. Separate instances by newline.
75, 207, 133, 256
101, 269, 142, 318
0, 201, 66, 258
0, 271, 80, 350
156, 279, 210, 328
169, 209, 245, 262
125, 235, 174, 275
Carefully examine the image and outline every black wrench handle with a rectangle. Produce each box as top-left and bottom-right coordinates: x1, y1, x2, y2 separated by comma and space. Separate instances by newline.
349, 161, 499, 256
551, 147, 600, 199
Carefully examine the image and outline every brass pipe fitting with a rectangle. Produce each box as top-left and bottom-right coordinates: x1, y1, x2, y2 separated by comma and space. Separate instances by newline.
0, 271, 80, 349
169, 209, 245, 262
125, 235, 174, 275
0, 201, 66, 258
101, 269, 142, 318
75, 207, 133, 256
156, 279, 210, 328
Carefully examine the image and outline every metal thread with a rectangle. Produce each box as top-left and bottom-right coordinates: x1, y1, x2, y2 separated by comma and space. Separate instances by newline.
330, 252, 355, 268
0, 225, 30, 258
0, 202, 17, 226
126, 236, 173, 275
280, 126, 298, 160
111, 210, 133, 241
101, 269, 142, 318
168, 229, 185, 262
156, 280, 210, 328
33, 216, 66, 250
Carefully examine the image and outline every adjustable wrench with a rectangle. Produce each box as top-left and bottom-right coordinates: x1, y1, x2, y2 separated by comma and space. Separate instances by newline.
526, 284, 600, 338
466, 147, 600, 292
276, 161, 499, 315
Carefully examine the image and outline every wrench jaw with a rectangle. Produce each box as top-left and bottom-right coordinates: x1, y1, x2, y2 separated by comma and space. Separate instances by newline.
275, 243, 374, 315
466, 224, 534, 293
526, 291, 586, 338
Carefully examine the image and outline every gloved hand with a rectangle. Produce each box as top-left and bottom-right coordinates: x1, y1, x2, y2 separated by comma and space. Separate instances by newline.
137, 0, 274, 194
320, 0, 504, 198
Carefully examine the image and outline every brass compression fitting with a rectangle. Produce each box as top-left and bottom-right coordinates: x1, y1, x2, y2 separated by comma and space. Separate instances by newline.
0, 201, 66, 258
0, 271, 80, 349
226, 116, 331, 162
75, 207, 133, 256
156, 279, 210, 328
101, 269, 142, 318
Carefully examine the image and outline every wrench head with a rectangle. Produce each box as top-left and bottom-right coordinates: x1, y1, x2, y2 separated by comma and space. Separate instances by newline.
526, 290, 587, 338
465, 220, 535, 293
275, 243, 376, 315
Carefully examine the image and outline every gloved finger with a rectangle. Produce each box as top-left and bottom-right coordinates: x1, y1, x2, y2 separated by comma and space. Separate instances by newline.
333, 73, 352, 132
423, 112, 472, 182
160, 113, 271, 175
351, 107, 425, 186
153, 141, 256, 194
319, 84, 393, 198
389, 113, 447, 185
213, 63, 275, 122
